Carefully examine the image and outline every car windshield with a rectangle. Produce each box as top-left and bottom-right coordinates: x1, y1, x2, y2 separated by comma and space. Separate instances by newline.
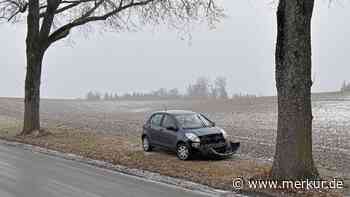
175, 114, 213, 129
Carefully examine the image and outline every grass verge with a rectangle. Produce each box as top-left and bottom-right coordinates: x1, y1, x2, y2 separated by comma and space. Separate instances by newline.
0, 119, 345, 197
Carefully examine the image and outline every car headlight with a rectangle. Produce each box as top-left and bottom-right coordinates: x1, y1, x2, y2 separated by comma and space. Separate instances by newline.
185, 133, 200, 143
220, 129, 229, 139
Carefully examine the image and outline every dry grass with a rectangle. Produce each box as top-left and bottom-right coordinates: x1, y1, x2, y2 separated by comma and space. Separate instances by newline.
0, 120, 345, 197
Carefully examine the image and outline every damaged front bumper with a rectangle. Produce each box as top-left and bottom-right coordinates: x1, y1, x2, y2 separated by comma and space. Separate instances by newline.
192, 141, 240, 158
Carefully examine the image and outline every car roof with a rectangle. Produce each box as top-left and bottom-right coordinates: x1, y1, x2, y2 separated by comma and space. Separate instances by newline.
153, 110, 196, 115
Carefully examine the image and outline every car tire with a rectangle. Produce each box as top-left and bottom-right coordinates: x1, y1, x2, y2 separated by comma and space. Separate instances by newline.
176, 143, 191, 161
142, 136, 153, 152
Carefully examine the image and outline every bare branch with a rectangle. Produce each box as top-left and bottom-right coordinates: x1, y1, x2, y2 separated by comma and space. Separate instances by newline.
2, 0, 224, 48
0, 0, 27, 22
47, 0, 154, 45
39, 0, 97, 18
39, 0, 61, 42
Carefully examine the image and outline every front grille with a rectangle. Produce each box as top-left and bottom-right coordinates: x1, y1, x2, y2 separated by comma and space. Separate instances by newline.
199, 134, 225, 144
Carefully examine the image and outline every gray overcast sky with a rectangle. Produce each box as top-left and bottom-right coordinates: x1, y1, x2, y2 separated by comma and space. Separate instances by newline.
1, 0, 349, 99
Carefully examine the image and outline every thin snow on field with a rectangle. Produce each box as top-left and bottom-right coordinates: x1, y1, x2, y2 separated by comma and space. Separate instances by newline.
0, 95, 349, 175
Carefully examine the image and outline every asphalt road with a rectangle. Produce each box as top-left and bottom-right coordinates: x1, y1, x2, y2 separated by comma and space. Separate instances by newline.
0, 144, 215, 197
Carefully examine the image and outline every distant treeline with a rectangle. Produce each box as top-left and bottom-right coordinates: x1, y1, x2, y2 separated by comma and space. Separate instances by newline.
85, 76, 258, 101
341, 80, 350, 92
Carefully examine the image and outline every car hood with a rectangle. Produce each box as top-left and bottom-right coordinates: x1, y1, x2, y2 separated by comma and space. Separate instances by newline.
185, 127, 222, 136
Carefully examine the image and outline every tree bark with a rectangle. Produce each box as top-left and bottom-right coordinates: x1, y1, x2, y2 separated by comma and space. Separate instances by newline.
272, 0, 319, 180
22, 50, 44, 135
22, 0, 43, 135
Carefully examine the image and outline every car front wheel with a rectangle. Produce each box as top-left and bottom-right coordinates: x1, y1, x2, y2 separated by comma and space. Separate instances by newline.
142, 136, 153, 152
176, 143, 191, 160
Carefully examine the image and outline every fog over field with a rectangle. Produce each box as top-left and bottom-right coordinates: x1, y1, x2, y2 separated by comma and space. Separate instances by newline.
0, 95, 349, 178
1, 0, 350, 98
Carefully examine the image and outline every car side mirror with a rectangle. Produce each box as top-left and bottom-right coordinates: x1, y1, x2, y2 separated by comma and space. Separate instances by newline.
212, 122, 216, 127
166, 126, 178, 131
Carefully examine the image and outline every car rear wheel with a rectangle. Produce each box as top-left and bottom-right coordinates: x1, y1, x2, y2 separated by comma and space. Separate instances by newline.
176, 143, 191, 160
142, 136, 153, 152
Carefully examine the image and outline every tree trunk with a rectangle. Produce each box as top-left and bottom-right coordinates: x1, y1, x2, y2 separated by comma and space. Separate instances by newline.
22, 0, 43, 135
22, 50, 43, 135
272, 0, 319, 180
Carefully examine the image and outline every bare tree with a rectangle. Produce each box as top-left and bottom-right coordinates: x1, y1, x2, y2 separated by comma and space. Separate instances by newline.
213, 76, 228, 99
0, 0, 223, 135
86, 91, 95, 100
209, 84, 217, 98
103, 92, 110, 100
272, 0, 319, 180
168, 88, 180, 98
113, 93, 119, 100
186, 77, 210, 99
340, 80, 350, 92
86, 91, 101, 100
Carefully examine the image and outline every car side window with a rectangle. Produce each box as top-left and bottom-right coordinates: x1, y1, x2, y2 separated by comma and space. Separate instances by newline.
150, 114, 163, 127
162, 115, 177, 129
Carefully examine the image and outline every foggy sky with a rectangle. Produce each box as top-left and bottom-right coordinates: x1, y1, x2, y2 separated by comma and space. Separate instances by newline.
1, 0, 349, 99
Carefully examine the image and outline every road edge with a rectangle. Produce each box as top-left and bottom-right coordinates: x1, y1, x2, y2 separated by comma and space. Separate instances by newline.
0, 139, 249, 197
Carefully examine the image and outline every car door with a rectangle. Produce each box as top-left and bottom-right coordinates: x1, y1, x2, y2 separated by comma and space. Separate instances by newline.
148, 113, 164, 145
159, 114, 178, 149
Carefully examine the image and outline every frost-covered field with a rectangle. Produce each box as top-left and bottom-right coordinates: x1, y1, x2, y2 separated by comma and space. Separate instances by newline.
0, 94, 349, 177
